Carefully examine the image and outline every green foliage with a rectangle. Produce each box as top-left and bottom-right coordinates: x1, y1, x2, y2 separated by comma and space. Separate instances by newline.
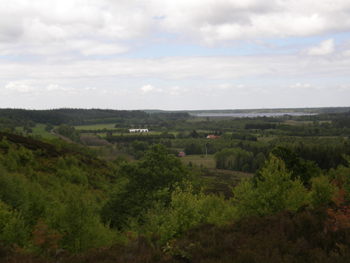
57, 157, 67, 169
1, 211, 30, 247
0, 200, 12, 234
214, 147, 254, 172
112, 154, 130, 166
21, 183, 47, 227
57, 167, 88, 185
56, 156, 88, 185
57, 124, 81, 142
47, 186, 114, 253
254, 146, 319, 185
45, 123, 54, 132
0, 136, 10, 149
101, 144, 192, 229
0, 168, 28, 210
134, 183, 236, 245
309, 176, 337, 208
233, 155, 308, 218
17, 146, 34, 165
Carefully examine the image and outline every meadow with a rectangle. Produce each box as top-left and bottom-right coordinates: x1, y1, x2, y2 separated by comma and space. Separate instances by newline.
15, 124, 57, 139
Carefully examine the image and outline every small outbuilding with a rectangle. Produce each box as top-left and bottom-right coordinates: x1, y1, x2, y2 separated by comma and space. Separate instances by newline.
206, 135, 221, 139
178, 151, 185, 157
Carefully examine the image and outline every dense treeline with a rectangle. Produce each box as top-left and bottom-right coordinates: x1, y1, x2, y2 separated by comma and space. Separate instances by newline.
0, 108, 149, 126
106, 133, 176, 143
0, 109, 191, 130
245, 123, 277, 129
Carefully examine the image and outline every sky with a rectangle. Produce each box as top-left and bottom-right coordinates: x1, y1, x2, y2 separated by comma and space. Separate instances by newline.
0, 0, 350, 111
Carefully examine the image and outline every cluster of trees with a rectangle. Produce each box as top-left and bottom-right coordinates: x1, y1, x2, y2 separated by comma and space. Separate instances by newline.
106, 133, 175, 143
0, 108, 148, 126
245, 123, 277, 130
1, 130, 350, 262
57, 124, 81, 142
214, 147, 265, 173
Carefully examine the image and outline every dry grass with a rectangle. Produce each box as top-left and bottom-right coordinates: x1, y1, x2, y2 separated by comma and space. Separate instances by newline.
181, 154, 216, 170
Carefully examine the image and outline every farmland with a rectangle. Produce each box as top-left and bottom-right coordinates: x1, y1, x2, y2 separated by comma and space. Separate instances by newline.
15, 123, 57, 139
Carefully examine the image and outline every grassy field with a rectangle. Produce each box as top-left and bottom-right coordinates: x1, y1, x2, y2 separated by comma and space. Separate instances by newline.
15, 124, 57, 139
181, 154, 216, 169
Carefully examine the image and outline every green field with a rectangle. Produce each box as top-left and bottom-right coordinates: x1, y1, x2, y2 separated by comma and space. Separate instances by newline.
15, 124, 58, 139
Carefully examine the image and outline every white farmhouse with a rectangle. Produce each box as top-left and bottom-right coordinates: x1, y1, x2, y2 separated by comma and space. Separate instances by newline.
129, 129, 149, 133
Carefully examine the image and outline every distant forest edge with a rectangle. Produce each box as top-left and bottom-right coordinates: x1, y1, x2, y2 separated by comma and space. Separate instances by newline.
143, 106, 350, 114
0, 108, 189, 128
1, 106, 350, 128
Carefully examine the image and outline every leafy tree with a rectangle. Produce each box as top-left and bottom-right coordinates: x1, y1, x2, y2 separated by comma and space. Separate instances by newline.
254, 146, 319, 185
309, 176, 337, 208
233, 155, 307, 218
0, 199, 12, 234
48, 186, 113, 253
45, 123, 54, 132
101, 144, 192, 229
0, 136, 10, 149
1, 211, 29, 247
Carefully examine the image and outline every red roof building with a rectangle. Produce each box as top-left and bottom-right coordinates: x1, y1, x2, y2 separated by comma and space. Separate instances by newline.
206, 135, 221, 139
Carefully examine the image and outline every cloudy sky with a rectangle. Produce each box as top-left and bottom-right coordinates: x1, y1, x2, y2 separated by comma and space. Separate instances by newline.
1, 0, 350, 110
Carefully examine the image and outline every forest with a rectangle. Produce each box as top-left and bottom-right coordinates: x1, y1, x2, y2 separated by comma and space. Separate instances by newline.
1, 107, 350, 262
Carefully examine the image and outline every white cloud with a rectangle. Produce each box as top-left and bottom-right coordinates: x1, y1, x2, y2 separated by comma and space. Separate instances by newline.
307, 38, 335, 55
343, 50, 350, 56
168, 86, 182, 96
339, 84, 350, 91
140, 84, 163, 93
141, 85, 155, 92
216, 83, 231, 89
1, 0, 350, 51
5, 82, 35, 93
289, 83, 312, 89
85, 87, 97, 91
46, 84, 75, 93
47, 84, 61, 91
1, 53, 350, 82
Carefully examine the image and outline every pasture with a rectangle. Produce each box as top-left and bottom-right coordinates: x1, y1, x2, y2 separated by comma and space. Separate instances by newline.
15, 124, 57, 139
